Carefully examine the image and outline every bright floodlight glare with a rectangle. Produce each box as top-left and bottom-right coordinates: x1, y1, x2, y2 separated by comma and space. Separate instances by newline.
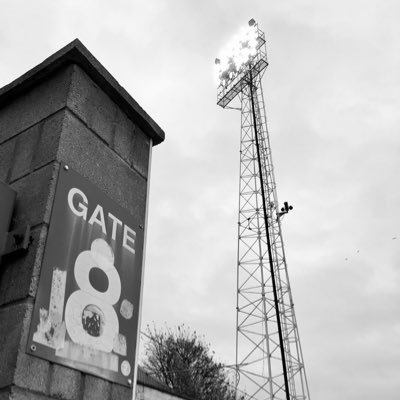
215, 22, 259, 87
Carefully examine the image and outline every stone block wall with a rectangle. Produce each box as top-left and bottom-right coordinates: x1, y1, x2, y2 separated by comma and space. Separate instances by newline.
0, 42, 162, 400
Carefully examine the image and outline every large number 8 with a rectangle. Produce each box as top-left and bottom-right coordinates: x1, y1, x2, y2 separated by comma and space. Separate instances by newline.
65, 239, 121, 353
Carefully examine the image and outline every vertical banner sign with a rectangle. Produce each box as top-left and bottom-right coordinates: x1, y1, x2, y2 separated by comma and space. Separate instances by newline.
28, 165, 145, 386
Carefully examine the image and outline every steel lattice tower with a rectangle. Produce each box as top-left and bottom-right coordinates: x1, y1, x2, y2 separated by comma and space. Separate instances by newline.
215, 20, 310, 400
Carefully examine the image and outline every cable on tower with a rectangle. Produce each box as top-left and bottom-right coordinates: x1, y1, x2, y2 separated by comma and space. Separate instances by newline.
215, 19, 311, 400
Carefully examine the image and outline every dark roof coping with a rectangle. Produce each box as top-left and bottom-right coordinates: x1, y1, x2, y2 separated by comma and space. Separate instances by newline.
0, 39, 165, 146
137, 366, 196, 400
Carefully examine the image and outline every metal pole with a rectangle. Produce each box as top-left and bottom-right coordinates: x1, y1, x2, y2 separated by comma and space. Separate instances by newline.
248, 68, 290, 400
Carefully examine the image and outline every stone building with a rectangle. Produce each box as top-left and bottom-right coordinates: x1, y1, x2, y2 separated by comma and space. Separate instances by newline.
0, 40, 176, 400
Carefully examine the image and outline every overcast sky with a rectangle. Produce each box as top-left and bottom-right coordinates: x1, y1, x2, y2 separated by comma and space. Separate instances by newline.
1, 1, 400, 399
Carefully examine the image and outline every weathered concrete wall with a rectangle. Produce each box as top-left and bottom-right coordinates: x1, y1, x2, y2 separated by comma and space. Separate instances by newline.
136, 385, 186, 400
0, 42, 162, 400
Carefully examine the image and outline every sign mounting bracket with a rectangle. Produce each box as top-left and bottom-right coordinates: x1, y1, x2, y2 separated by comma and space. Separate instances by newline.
2, 225, 32, 258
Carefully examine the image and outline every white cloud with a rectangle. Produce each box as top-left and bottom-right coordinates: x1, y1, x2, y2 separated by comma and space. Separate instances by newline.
1, 1, 400, 398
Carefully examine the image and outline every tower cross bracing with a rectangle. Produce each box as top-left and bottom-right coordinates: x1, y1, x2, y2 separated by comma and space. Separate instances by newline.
215, 20, 310, 400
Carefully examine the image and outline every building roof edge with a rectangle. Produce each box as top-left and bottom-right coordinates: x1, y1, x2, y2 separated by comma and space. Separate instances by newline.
0, 39, 165, 146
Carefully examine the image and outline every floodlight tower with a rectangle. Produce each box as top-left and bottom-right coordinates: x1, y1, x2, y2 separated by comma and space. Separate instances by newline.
215, 20, 310, 400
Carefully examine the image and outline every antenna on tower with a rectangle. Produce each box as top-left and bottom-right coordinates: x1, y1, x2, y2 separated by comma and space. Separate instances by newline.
215, 19, 310, 400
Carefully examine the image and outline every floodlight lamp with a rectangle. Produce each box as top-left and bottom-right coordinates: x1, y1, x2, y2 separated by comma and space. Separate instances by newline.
215, 23, 259, 86
216, 20, 268, 107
